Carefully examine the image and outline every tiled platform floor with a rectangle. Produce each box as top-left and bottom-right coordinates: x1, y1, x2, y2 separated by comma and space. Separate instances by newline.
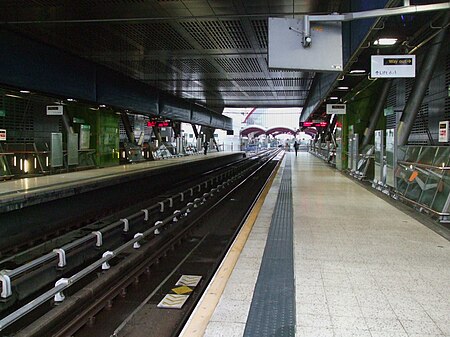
203, 152, 450, 337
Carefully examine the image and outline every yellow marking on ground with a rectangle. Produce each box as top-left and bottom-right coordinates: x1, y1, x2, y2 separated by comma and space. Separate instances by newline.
180, 154, 283, 337
172, 286, 193, 295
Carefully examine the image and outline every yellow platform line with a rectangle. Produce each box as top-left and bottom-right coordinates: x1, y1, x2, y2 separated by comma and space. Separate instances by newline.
180, 154, 283, 337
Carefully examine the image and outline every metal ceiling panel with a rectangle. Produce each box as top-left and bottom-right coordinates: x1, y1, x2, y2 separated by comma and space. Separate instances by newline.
0, 0, 345, 110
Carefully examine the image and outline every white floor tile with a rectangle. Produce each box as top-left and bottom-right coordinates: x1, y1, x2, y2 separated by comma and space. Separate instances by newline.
204, 321, 245, 337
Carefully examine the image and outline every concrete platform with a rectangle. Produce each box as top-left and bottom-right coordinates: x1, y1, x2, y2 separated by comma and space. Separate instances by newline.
183, 152, 450, 337
0, 152, 241, 212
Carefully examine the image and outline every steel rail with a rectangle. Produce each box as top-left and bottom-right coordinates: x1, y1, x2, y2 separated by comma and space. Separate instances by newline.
0, 154, 255, 299
33, 149, 282, 337
0, 150, 279, 331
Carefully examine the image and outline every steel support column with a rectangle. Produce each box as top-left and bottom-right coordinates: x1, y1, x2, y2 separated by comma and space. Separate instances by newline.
61, 112, 74, 135
191, 124, 199, 139
152, 126, 163, 146
361, 79, 392, 149
397, 13, 449, 146
172, 121, 181, 138
120, 113, 135, 144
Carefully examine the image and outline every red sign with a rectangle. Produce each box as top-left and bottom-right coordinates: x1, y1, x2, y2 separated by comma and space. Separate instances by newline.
147, 121, 171, 128
300, 122, 328, 128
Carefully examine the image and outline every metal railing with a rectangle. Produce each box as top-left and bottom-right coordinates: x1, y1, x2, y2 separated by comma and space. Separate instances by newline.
0, 151, 279, 331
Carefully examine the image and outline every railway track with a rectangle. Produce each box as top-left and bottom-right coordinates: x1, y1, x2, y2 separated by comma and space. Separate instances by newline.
0, 149, 283, 337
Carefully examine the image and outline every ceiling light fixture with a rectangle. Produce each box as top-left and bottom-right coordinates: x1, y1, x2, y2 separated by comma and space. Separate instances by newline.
337, 86, 349, 90
373, 38, 398, 46
329, 96, 339, 100
67, 98, 76, 102
5, 94, 22, 99
349, 69, 366, 74
20, 90, 31, 94
99, 104, 106, 108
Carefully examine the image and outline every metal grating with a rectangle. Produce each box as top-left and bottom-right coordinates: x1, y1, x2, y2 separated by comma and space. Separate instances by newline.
170, 59, 219, 73
405, 78, 429, 102
222, 92, 246, 97
252, 19, 268, 49
386, 114, 397, 129
0, 95, 34, 143
234, 78, 269, 87
272, 78, 313, 87
30, 0, 148, 5
214, 57, 262, 73
244, 158, 295, 337
276, 90, 309, 97
0, 1, 349, 108
386, 83, 397, 109
120, 23, 194, 51
181, 20, 251, 50
410, 103, 429, 140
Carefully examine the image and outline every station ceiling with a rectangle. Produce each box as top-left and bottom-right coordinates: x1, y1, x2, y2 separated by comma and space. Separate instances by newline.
0, 0, 344, 112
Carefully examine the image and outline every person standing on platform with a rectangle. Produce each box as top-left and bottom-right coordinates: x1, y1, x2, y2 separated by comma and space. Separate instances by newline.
294, 140, 299, 157
203, 141, 209, 155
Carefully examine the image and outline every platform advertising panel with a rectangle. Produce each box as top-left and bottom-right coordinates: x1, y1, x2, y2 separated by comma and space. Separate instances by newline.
51, 132, 64, 168
352, 134, 358, 173
67, 133, 79, 166
0, 129, 6, 141
348, 137, 353, 170
385, 128, 397, 188
335, 126, 342, 171
374, 130, 384, 185
79, 124, 91, 150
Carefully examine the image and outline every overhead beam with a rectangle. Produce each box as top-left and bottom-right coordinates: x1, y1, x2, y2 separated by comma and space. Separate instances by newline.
301, 3, 449, 47
0, 29, 231, 130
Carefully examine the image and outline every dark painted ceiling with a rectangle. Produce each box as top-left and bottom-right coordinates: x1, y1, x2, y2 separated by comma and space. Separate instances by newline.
0, 0, 344, 112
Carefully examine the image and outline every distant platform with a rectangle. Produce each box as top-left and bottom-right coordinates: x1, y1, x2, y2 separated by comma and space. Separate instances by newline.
0, 152, 243, 213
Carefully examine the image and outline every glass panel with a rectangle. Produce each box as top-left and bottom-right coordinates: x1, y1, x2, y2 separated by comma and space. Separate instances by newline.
397, 145, 407, 162
417, 146, 437, 166
67, 133, 79, 166
335, 127, 342, 171
396, 163, 411, 195
418, 169, 442, 208
51, 133, 63, 168
431, 170, 450, 213
404, 146, 422, 163
386, 129, 396, 188
405, 167, 428, 202
432, 147, 450, 167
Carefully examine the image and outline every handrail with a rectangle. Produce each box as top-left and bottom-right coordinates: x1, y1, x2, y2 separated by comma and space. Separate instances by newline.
0, 156, 257, 299
397, 160, 450, 171
396, 194, 450, 217
0, 149, 280, 331
0, 178, 220, 331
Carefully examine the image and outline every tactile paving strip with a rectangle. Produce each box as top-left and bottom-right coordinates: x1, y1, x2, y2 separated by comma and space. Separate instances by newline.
243, 157, 296, 337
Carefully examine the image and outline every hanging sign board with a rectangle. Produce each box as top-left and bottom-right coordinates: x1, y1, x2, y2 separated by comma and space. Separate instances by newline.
147, 120, 171, 128
326, 104, 346, 115
46, 105, 64, 115
0, 129, 6, 141
438, 121, 449, 143
268, 17, 343, 72
371, 55, 415, 78
300, 121, 328, 128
